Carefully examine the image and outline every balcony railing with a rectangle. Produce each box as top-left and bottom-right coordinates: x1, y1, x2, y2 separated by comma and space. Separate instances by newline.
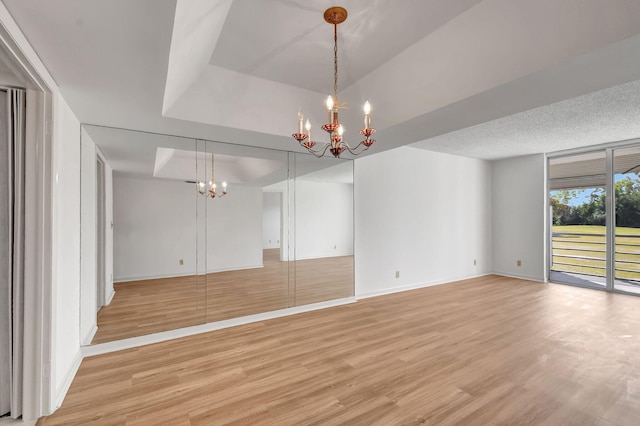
551, 231, 640, 280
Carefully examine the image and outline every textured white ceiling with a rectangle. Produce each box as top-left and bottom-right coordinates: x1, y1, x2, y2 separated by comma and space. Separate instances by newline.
411, 79, 640, 160
6, 0, 640, 161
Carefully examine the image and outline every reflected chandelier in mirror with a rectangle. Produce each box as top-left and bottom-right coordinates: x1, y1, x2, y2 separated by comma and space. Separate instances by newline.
196, 152, 228, 198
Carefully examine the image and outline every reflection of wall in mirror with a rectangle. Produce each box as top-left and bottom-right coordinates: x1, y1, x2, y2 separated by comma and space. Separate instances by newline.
80, 129, 115, 345
112, 176, 263, 282
262, 192, 281, 249
295, 180, 353, 260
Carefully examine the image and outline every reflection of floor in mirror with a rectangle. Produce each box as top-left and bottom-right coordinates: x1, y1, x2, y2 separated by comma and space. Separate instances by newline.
92, 249, 354, 344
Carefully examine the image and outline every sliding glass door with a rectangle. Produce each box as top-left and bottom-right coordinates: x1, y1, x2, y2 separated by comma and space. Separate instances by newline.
549, 143, 640, 295
549, 151, 608, 289
613, 146, 640, 294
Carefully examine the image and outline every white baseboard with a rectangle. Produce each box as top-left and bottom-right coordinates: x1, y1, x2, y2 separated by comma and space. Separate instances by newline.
82, 296, 357, 357
0, 418, 35, 425
80, 324, 98, 346
206, 264, 264, 274
294, 253, 353, 261
54, 348, 83, 411
105, 288, 115, 305
492, 272, 546, 283
356, 273, 491, 300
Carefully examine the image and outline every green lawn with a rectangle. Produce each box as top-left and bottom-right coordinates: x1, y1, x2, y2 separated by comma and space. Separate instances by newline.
552, 225, 640, 280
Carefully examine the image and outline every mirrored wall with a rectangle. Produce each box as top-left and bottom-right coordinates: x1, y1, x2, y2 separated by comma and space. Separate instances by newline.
79, 125, 354, 345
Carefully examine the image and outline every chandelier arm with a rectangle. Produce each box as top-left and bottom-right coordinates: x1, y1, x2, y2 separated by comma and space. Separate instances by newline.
303, 142, 332, 158
341, 140, 372, 156
298, 138, 323, 153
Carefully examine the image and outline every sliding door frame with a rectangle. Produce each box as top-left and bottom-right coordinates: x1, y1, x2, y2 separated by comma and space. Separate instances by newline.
605, 148, 615, 292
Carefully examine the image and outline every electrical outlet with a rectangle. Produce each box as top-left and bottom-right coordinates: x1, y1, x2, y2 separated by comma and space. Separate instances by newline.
474, 259, 477, 266
179, 259, 184, 265
333, 245, 337, 249
395, 271, 400, 278
517, 260, 522, 267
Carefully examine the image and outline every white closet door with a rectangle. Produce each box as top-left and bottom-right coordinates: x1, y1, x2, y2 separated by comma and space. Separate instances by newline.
0, 89, 11, 417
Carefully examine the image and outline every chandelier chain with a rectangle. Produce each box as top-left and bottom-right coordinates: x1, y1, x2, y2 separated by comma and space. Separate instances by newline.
333, 24, 338, 103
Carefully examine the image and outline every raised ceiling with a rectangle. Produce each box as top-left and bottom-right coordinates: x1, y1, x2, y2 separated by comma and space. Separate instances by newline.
208, 0, 483, 93
5, 0, 640, 160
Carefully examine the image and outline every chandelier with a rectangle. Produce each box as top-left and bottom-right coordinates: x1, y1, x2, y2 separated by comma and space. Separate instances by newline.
197, 152, 227, 198
292, 6, 375, 158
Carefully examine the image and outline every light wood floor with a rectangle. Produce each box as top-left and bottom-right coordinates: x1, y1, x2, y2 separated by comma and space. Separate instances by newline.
46, 275, 640, 425
93, 249, 354, 343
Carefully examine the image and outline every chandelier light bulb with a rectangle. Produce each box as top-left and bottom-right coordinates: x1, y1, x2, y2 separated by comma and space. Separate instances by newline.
326, 95, 334, 125
326, 95, 334, 111
305, 119, 311, 131
222, 181, 227, 190
338, 124, 344, 136
364, 100, 371, 129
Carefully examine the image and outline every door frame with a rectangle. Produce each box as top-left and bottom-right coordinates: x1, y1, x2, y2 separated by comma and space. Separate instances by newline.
0, 10, 55, 420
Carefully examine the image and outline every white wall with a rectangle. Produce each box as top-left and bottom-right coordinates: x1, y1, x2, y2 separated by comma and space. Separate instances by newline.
262, 191, 281, 249
113, 176, 263, 281
51, 94, 82, 403
113, 176, 197, 281
79, 128, 97, 345
491, 154, 546, 281
354, 146, 493, 298
205, 185, 263, 273
0, 71, 21, 86
295, 180, 354, 259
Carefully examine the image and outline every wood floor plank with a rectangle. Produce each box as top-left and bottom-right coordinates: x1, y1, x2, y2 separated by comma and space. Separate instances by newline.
43, 275, 640, 425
